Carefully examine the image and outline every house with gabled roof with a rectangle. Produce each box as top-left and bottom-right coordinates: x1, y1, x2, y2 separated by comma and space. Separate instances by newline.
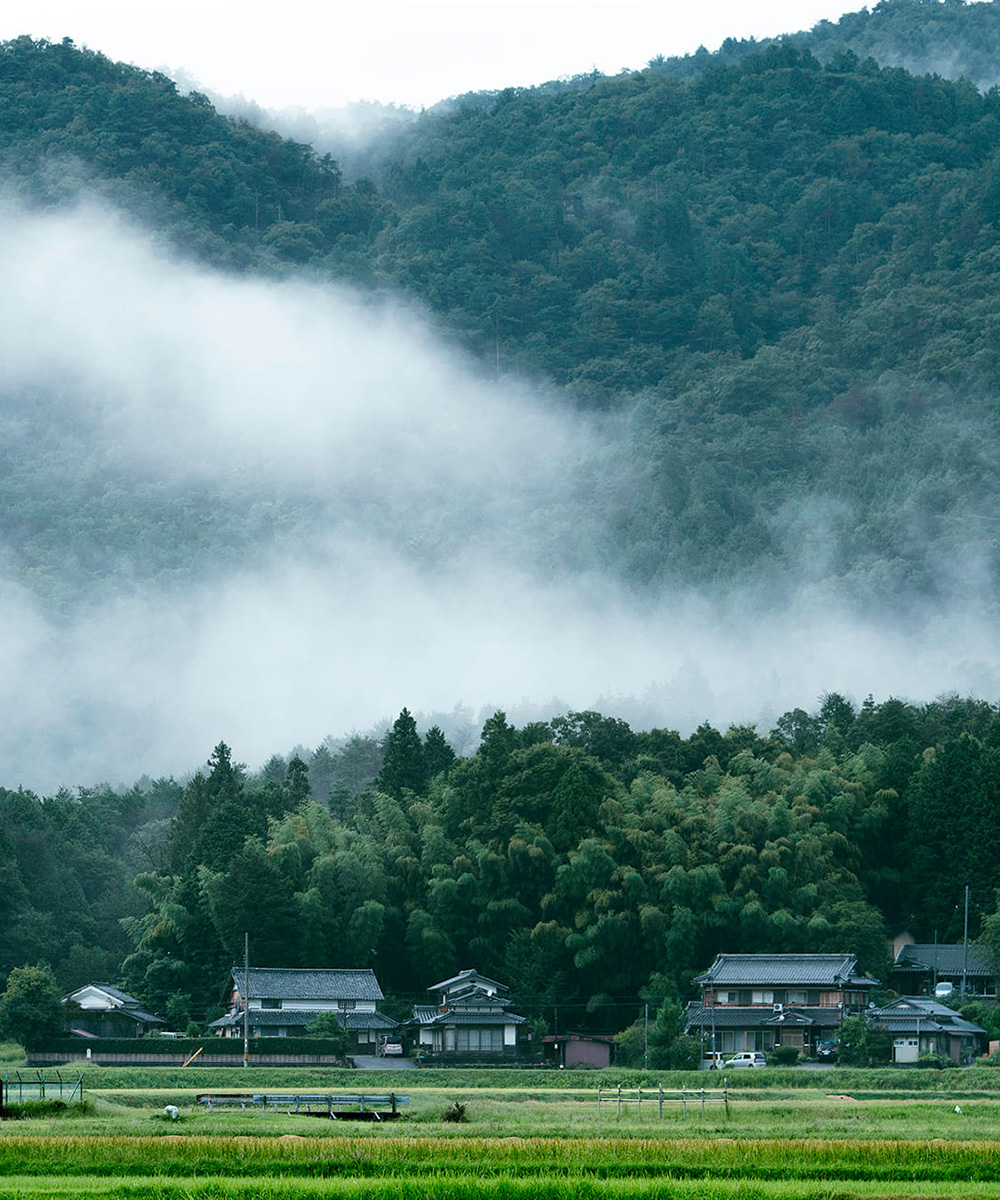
210, 967, 398, 1053
889, 943, 997, 999
409, 969, 528, 1062
63, 983, 165, 1038
685, 953, 879, 1057
869, 996, 986, 1064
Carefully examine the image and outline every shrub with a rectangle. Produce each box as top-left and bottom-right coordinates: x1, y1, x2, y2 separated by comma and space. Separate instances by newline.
771, 1044, 801, 1066
442, 1100, 468, 1122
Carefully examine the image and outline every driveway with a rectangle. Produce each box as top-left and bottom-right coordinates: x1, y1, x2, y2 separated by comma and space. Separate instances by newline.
352, 1055, 417, 1069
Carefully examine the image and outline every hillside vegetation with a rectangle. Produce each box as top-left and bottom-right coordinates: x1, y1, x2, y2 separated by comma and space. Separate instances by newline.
2, 7, 1000, 1043
6, 695, 1000, 1044
3, 18, 1000, 604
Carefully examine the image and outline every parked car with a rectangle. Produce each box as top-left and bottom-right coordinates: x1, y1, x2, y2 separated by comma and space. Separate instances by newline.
727, 1051, 767, 1068
816, 1039, 837, 1062
700, 1051, 725, 1070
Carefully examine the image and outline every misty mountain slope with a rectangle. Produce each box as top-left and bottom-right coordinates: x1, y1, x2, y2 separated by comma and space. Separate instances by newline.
6, 36, 1000, 608
4, 36, 1000, 788
0, 35, 341, 267
649, 0, 1000, 91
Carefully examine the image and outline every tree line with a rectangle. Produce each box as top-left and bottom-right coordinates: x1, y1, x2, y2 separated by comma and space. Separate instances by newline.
3, 693, 1000, 1044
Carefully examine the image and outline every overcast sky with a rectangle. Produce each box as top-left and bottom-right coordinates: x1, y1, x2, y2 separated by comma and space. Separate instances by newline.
7, 0, 867, 110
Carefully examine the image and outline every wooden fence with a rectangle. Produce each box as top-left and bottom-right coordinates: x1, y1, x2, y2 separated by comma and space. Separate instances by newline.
597, 1081, 728, 1118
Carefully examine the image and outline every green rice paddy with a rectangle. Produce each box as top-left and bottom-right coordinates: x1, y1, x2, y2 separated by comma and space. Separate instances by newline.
3, 1068, 1000, 1198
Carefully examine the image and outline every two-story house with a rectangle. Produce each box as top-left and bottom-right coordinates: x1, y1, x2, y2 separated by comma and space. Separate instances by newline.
685, 953, 878, 1057
409, 969, 528, 1061
210, 967, 398, 1053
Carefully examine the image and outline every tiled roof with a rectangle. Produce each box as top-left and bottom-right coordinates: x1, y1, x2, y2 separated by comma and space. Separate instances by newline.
232, 968, 384, 1002
694, 954, 878, 988
870, 998, 986, 1035
414, 1009, 526, 1026
684, 1003, 845, 1032
428, 969, 506, 994
127, 1008, 166, 1025
94, 984, 142, 1006
210, 1008, 397, 1030
871, 1013, 985, 1036
892, 944, 994, 978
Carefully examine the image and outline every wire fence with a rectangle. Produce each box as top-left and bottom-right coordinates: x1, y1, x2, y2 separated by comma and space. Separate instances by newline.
1, 1070, 84, 1110
597, 1081, 728, 1118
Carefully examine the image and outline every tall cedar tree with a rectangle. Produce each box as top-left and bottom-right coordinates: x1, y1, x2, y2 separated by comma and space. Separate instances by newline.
376, 709, 428, 798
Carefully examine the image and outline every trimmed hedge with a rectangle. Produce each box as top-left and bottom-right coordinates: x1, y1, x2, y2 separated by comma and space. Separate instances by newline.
38, 1036, 349, 1057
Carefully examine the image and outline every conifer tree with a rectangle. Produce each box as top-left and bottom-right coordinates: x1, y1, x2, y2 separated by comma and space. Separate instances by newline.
376, 708, 428, 798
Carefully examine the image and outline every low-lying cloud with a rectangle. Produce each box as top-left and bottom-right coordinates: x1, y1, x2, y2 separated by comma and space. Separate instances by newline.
0, 197, 997, 792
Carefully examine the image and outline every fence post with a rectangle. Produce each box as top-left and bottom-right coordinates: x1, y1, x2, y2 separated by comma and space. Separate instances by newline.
724, 1078, 729, 1115
682, 1085, 686, 1117
597, 1085, 601, 1115
617, 1083, 621, 1118
701, 1087, 705, 1117
658, 1082, 663, 1119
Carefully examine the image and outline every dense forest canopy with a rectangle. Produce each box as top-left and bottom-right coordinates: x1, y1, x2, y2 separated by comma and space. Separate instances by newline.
4, 693, 1000, 1040
2, 3, 1000, 1042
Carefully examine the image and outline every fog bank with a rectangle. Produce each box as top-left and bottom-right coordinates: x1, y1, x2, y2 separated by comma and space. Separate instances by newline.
0, 198, 997, 792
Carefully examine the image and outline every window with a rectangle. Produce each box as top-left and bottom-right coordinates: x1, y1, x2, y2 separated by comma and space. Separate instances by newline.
456, 1028, 503, 1052
262, 999, 281, 1009
751, 991, 774, 1005
339, 1000, 357, 1011
787, 991, 807, 1005
356, 1030, 370, 1044
715, 991, 732, 1004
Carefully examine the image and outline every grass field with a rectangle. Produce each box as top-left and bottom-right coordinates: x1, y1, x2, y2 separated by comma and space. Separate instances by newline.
3, 1066, 1000, 1198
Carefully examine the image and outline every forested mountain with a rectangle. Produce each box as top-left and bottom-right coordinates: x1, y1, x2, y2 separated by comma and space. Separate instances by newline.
3, 10, 1000, 1038
4, 25, 1000, 608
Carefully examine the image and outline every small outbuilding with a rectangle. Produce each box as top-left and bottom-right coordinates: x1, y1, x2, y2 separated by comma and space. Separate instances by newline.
542, 1032, 614, 1069
63, 984, 165, 1038
868, 997, 986, 1065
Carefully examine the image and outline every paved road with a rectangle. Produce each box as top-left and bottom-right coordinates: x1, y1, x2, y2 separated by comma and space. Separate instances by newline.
351, 1055, 417, 1070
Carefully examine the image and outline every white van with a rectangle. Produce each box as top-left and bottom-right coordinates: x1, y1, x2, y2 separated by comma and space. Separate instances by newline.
934, 981, 954, 999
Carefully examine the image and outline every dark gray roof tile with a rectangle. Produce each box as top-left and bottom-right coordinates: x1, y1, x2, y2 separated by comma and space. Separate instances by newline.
232, 968, 383, 1002
694, 954, 877, 988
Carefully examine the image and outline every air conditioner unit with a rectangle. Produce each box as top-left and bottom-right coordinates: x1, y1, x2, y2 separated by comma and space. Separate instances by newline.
773, 1003, 783, 1012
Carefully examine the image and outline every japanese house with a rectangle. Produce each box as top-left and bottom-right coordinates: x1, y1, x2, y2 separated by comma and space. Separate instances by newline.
685, 952, 878, 1056
210, 967, 398, 1053
409, 969, 528, 1062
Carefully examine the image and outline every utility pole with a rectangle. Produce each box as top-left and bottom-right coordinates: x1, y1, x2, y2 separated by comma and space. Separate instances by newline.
644, 1003, 649, 1070
963, 885, 970, 996
243, 932, 250, 1069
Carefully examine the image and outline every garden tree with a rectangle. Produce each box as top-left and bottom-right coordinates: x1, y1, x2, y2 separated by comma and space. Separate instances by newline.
0, 964, 64, 1048
376, 709, 428, 799
304, 1010, 351, 1057
837, 1014, 891, 1067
